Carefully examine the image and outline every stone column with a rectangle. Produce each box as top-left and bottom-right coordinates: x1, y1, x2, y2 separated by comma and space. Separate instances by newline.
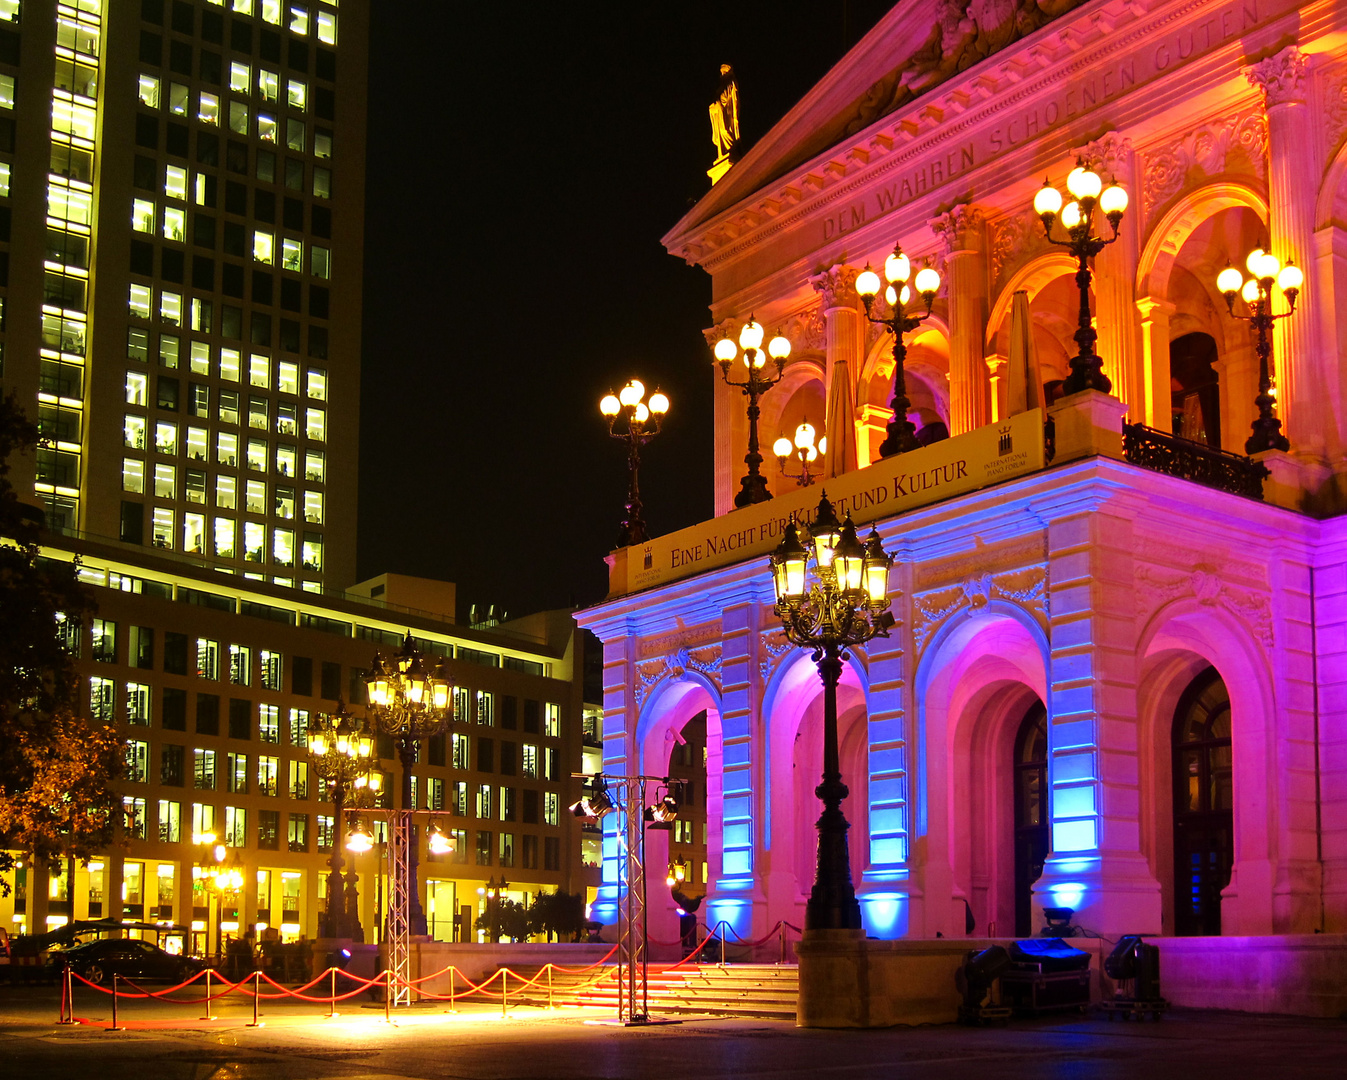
1081, 134, 1143, 417
810, 266, 863, 477
931, 204, 989, 435
703, 320, 740, 517
856, 403, 893, 467
985, 354, 1008, 422
1135, 296, 1175, 431
1247, 47, 1320, 454
1312, 223, 1347, 465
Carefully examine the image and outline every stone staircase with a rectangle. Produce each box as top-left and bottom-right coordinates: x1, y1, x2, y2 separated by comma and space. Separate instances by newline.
500, 962, 799, 1019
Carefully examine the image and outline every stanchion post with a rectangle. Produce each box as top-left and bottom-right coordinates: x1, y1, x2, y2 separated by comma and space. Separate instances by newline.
501, 969, 508, 1019
383, 970, 391, 1024
329, 967, 337, 1019
720, 922, 726, 968
200, 968, 213, 1021
247, 971, 262, 1027
548, 964, 554, 1010
449, 967, 456, 1013
110, 973, 120, 1032
779, 922, 786, 966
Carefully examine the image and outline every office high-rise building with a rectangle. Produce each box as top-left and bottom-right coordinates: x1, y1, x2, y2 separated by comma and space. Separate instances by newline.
0, 0, 365, 588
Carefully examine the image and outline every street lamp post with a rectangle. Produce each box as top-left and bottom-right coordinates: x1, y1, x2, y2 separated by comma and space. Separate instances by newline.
1216, 248, 1302, 454
309, 699, 381, 939
600, 380, 670, 548
854, 246, 942, 458
192, 832, 225, 960
478, 875, 510, 942
773, 420, 825, 488
714, 319, 792, 507
363, 634, 453, 936
1032, 159, 1130, 395
769, 493, 894, 930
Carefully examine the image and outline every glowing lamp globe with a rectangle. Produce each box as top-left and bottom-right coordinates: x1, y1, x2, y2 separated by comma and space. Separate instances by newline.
1245, 248, 1265, 275
884, 249, 911, 284
862, 528, 890, 604
885, 285, 898, 307
1067, 164, 1102, 200
1099, 183, 1128, 217
768, 334, 791, 361
914, 266, 941, 299
599, 392, 620, 417
739, 319, 764, 351
619, 381, 644, 408
1033, 180, 1063, 217
855, 267, 881, 299
834, 516, 865, 594
1241, 278, 1260, 304
794, 421, 816, 450
1277, 261, 1303, 294
770, 520, 808, 602
634, 402, 650, 423
1253, 251, 1281, 282
714, 337, 737, 363
773, 435, 793, 458
1060, 201, 1083, 230
648, 389, 669, 415
1216, 265, 1243, 297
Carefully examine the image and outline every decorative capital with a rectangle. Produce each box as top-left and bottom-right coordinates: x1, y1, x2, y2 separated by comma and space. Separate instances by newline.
1246, 46, 1310, 107
1078, 132, 1134, 183
702, 318, 736, 349
930, 203, 986, 255
809, 264, 860, 312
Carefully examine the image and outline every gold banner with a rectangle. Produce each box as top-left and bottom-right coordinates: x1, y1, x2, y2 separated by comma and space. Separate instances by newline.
610, 410, 1045, 597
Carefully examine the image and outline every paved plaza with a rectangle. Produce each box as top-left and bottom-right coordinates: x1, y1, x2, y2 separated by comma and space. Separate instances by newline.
1, 986, 1345, 1079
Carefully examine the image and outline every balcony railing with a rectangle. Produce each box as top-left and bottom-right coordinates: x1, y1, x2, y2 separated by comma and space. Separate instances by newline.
1122, 423, 1268, 501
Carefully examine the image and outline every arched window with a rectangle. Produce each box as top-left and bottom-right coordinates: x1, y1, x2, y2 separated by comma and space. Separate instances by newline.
1170, 333, 1221, 448
1013, 701, 1049, 937
1171, 666, 1233, 935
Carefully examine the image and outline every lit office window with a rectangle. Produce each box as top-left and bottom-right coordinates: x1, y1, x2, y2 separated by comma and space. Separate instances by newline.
249, 353, 271, 387
168, 82, 189, 116
303, 490, 322, 524
91, 676, 115, 721
257, 756, 279, 795
0, 162, 9, 197
220, 348, 241, 382
163, 206, 185, 241
191, 341, 211, 375
132, 198, 154, 232
198, 92, 219, 126
314, 129, 332, 159
245, 479, 266, 514
233, 1, 256, 15
282, 238, 302, 272
259, 69, 278, 102
165, 165, 187, 200
273, 527, 294, 567
257, 112, 277, 142
306, 368, 326, 400
277, 361, 299, 394
248, 396, 268, 430
287, 79, 306, 111
183, 512, 206, 554
0, 73, 12, 110
217, 431, 239, 467
122, 458, 145, 493
130, 286, 152, 322
229, 644, 251, 686
262, 1, 281, 25
289, 6, 309, 35
138, 73, 160, 108
214, 517, 236, 558
230, 101, 249, 134
49, 182, 93, 225
186, 427, 208, 461
126, 371, 148, 405
545, 703, 561, 738
155, 421, 178, 455
317, 10, 336, 45
259, 706, 281, 745
306, 408, 325, 442
153, 463, 175, 498
244, 521, 266, 563
276, 444, 296, 477
304, 449, 324, 483
247, 439, 268, 472
126, 742, 150, 784
276, 403, 297, 435
217, 475, 237, 509
160, 289, 182, 325
229, 62, 251, 94
253, 230, 274, 263
124, 415, 147, 450
260, 654, 283, 694
185, 471, 207, 504
301, 532, 322, 572
152, 507, 175, 549
224, 807, 246, 847
160, 334, 181, 369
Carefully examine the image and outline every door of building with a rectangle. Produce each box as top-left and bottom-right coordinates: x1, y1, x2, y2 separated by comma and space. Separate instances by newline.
1013, 701, 1049, 937
1172, 666, 1233, 936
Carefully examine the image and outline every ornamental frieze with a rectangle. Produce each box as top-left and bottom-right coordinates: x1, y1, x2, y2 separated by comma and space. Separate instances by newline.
637, 620, 722, 661
634, 643, 724, 707
910, 564, 1047, 655
1133, 563, 1274, 649
1324, 68, 1347, 160
1138, 110, 1268, 224
758, 627, 796, 682
988, 211, 1050, 286
913, 535, 1047, 591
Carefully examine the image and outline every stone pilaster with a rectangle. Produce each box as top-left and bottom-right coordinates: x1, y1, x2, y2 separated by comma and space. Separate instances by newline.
810, 265, 863, 476
1135, 296, 1175, 431
1079, 134, 1142, 417
1247, 47, 1320, 454
931, 204, 989, 435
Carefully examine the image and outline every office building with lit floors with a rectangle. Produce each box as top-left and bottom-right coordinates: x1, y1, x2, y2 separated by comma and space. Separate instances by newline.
577, 0, 1347, 1020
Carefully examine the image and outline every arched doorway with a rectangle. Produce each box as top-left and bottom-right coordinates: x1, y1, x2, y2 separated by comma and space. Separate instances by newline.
1171, 666, 1233, 935
1170, 332, 1221, 447
1012, 701, 1048, 937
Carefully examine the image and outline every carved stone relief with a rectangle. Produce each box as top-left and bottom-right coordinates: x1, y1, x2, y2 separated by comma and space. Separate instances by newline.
758, 627, 796, 682
1324, 69, 1347, 160
988, 211, 1049, 286
1133, 563, 1274, 649
634, 643, 724, 708
910, 564, 1048, 655
1139, 111, 1268, 223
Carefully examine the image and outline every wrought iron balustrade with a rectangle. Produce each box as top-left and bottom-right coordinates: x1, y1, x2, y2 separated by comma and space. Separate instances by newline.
1122, 423, 1269, 501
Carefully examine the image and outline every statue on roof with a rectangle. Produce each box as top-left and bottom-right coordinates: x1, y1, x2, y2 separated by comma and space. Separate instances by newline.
708, 64, 741, 185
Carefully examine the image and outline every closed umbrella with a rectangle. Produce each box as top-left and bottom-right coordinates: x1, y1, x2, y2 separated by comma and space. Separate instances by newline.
824, 354, 858, 478
1006, 290, 1042, 416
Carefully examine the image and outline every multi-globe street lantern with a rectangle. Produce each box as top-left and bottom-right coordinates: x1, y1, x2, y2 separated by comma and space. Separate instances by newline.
855, 245, 942, 457
1032, 159, 1129, 395
714, 318, 792, 507
363, 633, 453, 936
774, 420, 825, 488
600, 380, 670, 548
308, 699, 381, 939
1216, 248, 1303, 454
769, 493, 894, 930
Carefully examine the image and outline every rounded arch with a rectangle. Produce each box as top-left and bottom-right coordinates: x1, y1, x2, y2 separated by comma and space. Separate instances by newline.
913, 603, 1050, 938
1136, 181, 1269, 299
986, 252, 1080, 350
1135, 596, 1279, 935
1314, 135, 1347, 231
860, 312, 951, 391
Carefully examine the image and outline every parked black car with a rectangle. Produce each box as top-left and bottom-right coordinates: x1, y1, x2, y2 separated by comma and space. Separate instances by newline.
52, 938, 204, 986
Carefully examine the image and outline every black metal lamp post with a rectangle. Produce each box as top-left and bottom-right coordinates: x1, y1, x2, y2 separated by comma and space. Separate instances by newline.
1032, 159, 1130, 395
714, 318, 792, 507
600, 380, 669, 548
1216, 248, 1301, 454
309, 699, 380, 938
854, 246, 942, 457
773, 419, 825, 488
364, 634, 453, 937
769, 493, 894, 930
479, 875, 509, 941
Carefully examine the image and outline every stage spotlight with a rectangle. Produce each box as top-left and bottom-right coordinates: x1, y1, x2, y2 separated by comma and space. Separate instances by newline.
955, 945, 1012, 1025
643, 795, 679, 828
569, 776, 614, 820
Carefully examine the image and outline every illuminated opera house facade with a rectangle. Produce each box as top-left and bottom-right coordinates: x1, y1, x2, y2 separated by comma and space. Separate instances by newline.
577, 0, 1347, 951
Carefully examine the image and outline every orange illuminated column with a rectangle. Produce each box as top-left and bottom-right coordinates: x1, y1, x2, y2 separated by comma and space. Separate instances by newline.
1135, 296, 1175, 431
931, 204, 989, 435
1248, 47, 1319, 453
1081, 134, 1142, 419
811, 265, 863, 477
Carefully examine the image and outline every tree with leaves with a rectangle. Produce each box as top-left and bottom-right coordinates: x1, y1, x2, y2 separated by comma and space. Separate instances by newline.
0, 392, 125, 894
527, 889, 587, 942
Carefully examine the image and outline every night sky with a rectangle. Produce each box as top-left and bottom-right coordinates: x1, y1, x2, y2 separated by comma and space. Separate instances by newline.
358, 2, 892, 621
